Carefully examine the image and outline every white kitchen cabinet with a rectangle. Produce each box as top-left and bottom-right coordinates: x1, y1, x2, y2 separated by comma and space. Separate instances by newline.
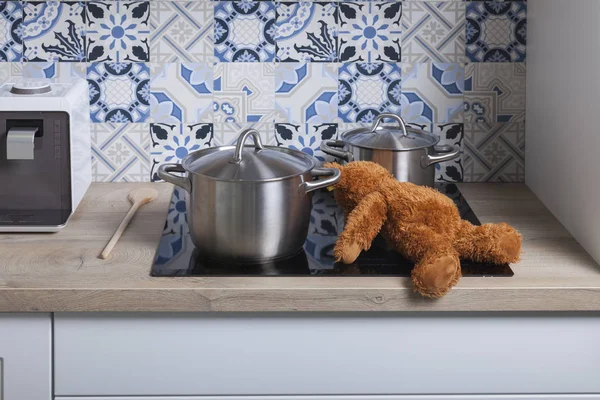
54, 313, 600, 397
0, 313, 52, 400
55, 396, 600, 400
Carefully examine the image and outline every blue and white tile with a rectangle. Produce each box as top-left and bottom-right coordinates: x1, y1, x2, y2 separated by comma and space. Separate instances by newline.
276, 2, 338, 62
90, 122, 151, 182
150, 0, 213, 63
213, 121, 274, 146
87, 62, 151, 123
150, 62, 213, 124
274, 123, 338, 163
21, 61, 86, 80
338, 1, 401, 62
275, 62, 337, 124
400, 62, 464, 124
434, 123, 464, 183
0, 1, 23, 62
338, 62, 401, 123
0, 62, 22, 81
149, 122, 214, 182
87, 1, 151, 62
401, 1, 465, 63
213, 62, 275, 123
23, 1, 86, 62
466, 1, 526, 62
463, 121, 524, 182
214, 0, 275, 62
464, 62, 526, 123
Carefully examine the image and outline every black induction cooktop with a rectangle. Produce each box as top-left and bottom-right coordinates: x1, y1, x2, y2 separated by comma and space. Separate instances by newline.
151, 184, 514, 277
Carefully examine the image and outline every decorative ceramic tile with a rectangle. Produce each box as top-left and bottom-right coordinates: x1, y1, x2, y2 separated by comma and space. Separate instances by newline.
338, 1, 401, 63
214, 0, 275, 62
149, 122, 214, 181
0, 1, 23, 62
275, 62, 337, 124
87, 62, 151, 123
435, 122, 464, 183
464, 62, 525, 123
463, 121, 524, 182
23, 1, 86, 62
87, 1, 151, 62
149, 1, 213, 63
0, 62, 21, 81
400, 62, 464, 124
213, 121, 275, 146
276, 2, 338, 62
91, 122, 151, 182
401, 1, 465, 63
21, 61, 86, 80
338, 62, 401, 123
274, 123, 338, 162
150, 62, 213, 124
466, 1, 526, 62
213, 62, 275, 123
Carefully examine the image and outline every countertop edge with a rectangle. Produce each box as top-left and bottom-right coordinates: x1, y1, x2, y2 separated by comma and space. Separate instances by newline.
2, 287, 600, 312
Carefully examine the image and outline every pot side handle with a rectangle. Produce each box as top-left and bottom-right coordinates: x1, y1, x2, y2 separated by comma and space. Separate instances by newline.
158, 163, 192, 193
422, 145, 461, 167
300, 168, 342, 194
320, 140, 353, 162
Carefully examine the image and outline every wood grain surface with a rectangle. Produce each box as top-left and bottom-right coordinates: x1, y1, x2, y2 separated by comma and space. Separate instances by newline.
0, 183, 599, 312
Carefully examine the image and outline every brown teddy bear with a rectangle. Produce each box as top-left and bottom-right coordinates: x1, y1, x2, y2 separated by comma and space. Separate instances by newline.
323, 161, 522, 298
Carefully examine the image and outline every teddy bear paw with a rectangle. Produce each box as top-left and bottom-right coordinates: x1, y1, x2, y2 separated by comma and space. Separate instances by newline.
412, 254, 461, 299
334, 242, 363, 264
497, 228, 522, 263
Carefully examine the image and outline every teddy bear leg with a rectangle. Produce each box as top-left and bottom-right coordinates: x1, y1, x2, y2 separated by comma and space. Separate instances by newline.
389, 224, 461, 298
334, 191, 388, 264
454, 220, 522, 264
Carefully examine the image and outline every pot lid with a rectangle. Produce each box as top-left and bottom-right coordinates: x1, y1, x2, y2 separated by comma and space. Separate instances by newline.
182, 129, 316, 181
343, 113, 438, 151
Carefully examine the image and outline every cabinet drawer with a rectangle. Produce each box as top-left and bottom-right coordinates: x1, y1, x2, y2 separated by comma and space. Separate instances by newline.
54, 313, 600, 397
0, 313, 52, 400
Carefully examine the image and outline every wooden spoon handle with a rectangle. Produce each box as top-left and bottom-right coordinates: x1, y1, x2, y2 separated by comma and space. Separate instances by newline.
99, 202, 141, 260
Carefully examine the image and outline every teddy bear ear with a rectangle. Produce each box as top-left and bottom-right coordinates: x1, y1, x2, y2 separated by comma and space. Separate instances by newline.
323, 161, 343, 170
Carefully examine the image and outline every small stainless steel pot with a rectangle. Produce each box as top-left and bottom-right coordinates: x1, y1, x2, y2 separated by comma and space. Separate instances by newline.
321, 113, 460, 186
158, 129, 341, 263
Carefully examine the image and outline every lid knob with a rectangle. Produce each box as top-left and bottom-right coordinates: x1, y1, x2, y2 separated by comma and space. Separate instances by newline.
371, 113, 407, 137
231, 129, 264, 164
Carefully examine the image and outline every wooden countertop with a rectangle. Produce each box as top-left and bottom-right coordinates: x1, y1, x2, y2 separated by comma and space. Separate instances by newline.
0, 183, 599, 312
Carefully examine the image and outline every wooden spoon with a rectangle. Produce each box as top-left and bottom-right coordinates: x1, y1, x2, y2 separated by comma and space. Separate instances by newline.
99, 187, 158, 260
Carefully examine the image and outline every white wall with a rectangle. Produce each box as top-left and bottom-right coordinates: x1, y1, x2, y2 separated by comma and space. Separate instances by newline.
526, 0, 600, 263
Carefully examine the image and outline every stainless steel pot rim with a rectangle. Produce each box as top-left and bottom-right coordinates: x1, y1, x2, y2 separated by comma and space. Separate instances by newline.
342, 126, 441, 151
181, 144, 318, 183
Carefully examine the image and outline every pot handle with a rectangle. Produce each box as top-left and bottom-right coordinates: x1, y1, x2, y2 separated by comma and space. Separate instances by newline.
422, 145, 461, 167
158, 163, 191, 193
231, 128, 264, 163
371, 113, 408, 136
320, 139, 353, 162
300, 168, 342, 194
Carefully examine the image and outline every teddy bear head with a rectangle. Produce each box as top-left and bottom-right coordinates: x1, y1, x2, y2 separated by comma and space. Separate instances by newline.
323, 161, 393, 205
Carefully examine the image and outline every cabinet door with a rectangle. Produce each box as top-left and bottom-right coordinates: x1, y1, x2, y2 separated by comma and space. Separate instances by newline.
0, 314, 52, 400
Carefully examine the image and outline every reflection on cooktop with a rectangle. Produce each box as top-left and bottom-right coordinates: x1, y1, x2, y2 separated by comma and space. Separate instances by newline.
151, 184, 514, 278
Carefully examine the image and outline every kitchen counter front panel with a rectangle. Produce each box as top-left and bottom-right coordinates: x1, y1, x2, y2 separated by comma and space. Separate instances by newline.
54, 313, 600, 396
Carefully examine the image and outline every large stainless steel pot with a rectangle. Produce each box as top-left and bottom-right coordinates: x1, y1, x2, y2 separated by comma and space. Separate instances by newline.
158, 129, 341, 263
321, 113, 460, 186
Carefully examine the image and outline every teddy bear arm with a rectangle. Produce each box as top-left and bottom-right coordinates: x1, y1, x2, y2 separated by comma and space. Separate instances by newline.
454, 220, 522, 264
334, 191, 388, 264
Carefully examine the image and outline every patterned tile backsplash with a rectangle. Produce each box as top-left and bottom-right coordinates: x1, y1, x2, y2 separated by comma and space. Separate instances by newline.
0, 0, 527, 183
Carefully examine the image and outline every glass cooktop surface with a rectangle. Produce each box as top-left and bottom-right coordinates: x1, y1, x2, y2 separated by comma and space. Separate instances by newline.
151, 184, 514, 277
